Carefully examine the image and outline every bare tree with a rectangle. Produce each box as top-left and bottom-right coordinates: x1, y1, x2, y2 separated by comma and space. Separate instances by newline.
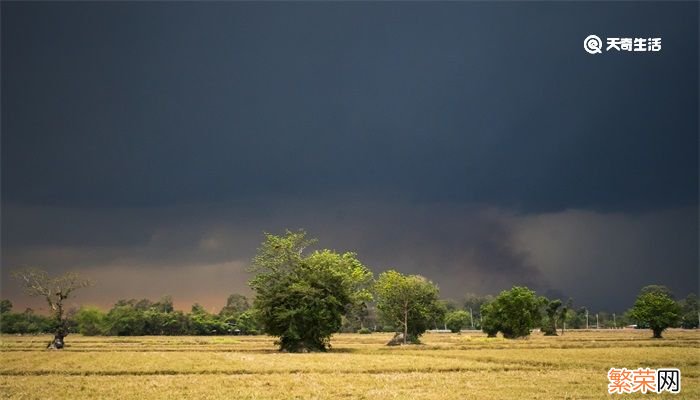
12, 268, 92, 349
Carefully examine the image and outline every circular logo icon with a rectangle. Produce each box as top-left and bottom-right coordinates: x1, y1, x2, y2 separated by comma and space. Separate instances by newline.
584, 35, 603, 54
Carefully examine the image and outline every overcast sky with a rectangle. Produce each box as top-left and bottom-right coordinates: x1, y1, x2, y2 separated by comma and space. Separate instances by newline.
2, 1, 697, 313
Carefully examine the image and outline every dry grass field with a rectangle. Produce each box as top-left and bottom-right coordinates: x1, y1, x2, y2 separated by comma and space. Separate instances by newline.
1, 329, 698, 399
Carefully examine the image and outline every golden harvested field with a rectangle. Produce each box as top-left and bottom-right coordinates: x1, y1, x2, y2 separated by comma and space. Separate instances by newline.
1, 330, 698, 399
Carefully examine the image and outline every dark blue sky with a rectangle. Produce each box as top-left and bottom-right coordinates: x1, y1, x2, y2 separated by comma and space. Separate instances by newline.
2, 1, 697, 311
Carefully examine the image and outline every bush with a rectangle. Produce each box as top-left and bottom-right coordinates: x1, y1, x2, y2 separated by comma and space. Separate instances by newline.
357, 327, 372, 334
0, 310, 52, 334
480, 286, 543, 339
445, 310, 470, 333
189, 311, 229, 335
75, 307, 106, 336
105, 305, 146, 336
235, 310, 261, 335
630, 287, 680, 338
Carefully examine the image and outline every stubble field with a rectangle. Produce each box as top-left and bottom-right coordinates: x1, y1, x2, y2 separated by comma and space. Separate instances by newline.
1, 330, 698, 399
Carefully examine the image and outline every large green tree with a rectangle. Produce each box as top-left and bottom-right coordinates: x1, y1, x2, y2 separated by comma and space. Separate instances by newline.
445, 310, 470, 333
630, 286, 680, 338
541, 299, 562, 336
480, 301, 500, 337
249, 230, 373, 352
374, 270, 442, 344
480, 286, 543, 339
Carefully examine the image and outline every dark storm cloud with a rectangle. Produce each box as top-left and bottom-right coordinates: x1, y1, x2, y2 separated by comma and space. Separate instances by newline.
511, 206, 698, 308
2, 2, 696, 211
2, 201, 696, 312
1, 2, 697, 311
4, 201, 550, 311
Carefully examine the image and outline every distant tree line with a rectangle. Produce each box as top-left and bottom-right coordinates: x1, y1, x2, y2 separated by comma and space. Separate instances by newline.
0, 294, 260, 337
3, 284, 694, 342
3, 231, 698, 350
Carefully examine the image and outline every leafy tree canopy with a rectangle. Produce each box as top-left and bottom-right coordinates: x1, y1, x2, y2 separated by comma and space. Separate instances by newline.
445, 310, 470, 333
630, 289, 680, 338
480, 286, 544, 339
374, 270, 442, 344
249, 230, 373, 352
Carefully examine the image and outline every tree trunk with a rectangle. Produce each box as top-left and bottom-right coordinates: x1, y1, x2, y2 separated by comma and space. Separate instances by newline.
652, 328, 663, 339
403, 304, 408, 345
49, 301, 67, 350
47, 333, 65, 350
